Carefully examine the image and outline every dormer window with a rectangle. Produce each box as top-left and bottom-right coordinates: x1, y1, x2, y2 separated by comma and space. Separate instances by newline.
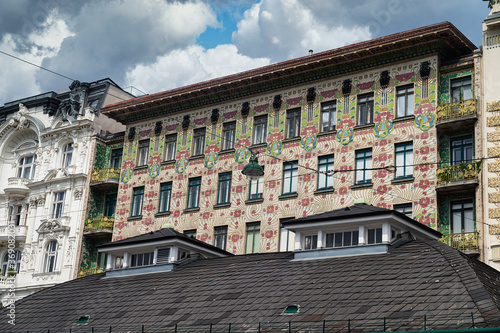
367, 228, 383, 244
130, 252, 154, 267
18, 155, 36, 179
304, 235, 317, 250
62, 143, 73, 168
326, 231, 359, 248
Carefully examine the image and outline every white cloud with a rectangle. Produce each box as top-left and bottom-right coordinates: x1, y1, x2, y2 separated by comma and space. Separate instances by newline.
232, 0, 372, 62
125, 44, 270, 94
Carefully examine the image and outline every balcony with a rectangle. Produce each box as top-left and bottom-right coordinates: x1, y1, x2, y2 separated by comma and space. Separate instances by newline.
90, 168, 120, 190
435, 161, 480, 193
436, 99, 477, 131
439, 231, 479, 255
84, 216, 114, 240
77, 268, 105, 278
4, 177, 31, 198
0, 225, 28, 242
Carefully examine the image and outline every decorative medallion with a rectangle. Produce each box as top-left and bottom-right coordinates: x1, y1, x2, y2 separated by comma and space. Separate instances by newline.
374, 120, 394, 139
121, 168, 134, 183
300, 131, 318, 152
336, 128, 354, 146
267, 138, 283, 156
234, 147, 250, 164
175, 156, 190, 174
414, 103, 436, 132
203, 151, 219, 169
147, 155, 161, 179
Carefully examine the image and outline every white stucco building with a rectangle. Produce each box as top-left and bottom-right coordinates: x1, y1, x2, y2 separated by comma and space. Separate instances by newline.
0, 79, 132, 304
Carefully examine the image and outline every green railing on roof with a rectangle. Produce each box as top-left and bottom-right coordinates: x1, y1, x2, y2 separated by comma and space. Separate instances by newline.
91, 168, 121, 183
436, 161, 481, 184
436, 99, 477, 121
440, 230, 479, 251
84, 216, 114, 232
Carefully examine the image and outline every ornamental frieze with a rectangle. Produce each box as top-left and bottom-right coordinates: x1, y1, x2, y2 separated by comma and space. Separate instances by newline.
490, 208, 500, 219
487, 132, 500, 142
489, 177, 500, 187
488, 161, 500, 172
489, 192, 500, 203
489, 224, 500, 240
487, 115, 500, 127
487, 100, 500, 112
488, 146, 500, 158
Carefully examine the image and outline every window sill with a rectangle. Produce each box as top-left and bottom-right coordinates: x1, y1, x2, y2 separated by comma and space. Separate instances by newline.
249, 143, 267, 149
314, 188, 335, 195
245, 197, 264, 205
351, 182, 373, 189
282, 137, 301, 144
278, 193, 298, 200
214, 203, 231, 209
133, 165, 148, 170
184, 207, 200, 213
160, 160, 176, 165
33, 271, 61, 277
219, 148, 235, 155
155, 211, 171, 217
189, 154, 205, 160
354, 123, 375, 130
317, 130, 337, 137
392, 176, 414, 184
393, 115, 415, 123
128, 215, 142, 221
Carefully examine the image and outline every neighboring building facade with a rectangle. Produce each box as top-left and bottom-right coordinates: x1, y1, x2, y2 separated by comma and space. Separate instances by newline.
90, 22, 487, 265
0, 79, 133, 304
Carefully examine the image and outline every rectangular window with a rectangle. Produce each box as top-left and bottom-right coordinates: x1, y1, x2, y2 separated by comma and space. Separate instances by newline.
52, 191, 65, 218
110, 148, 123, 169
130, 252, 154, 267
451, 199, 474, 233
164, 134, 177, 161
192, 128, 206, 156
317, 155, 335, 190
394, 142, 413, 179
253, 115, 268, 145
137, 140, 149, 166
396, 84, 414, 118
367, 228, 383, 244
104, 194, 117, 217
451, 135, 473, 165
282, 161, 298, 195
222, 122, 236, 150
131, 187, 144, 217
249, 175, 264, 200
217, 172, 232, 205
355, 149, 372, 185
451, 76, 472, 102
158, 182, 172, 213
18, 155, 36, 179
357, 93, 374, 125
326, 231, 359, 248
62, 143, 73, 168
321, 101, 336, 132
214, 226, 228, 250
184, 229, 197, 239
9, 205, 22, 226
304, 235, 318, 250
394, 203, 412, 218
187, 177, 201, 209
285, 108, 301, 139
246, 222, 260, 254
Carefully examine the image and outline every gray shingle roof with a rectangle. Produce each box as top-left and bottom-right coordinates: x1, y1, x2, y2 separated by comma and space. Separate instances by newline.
3, 239, 500, 332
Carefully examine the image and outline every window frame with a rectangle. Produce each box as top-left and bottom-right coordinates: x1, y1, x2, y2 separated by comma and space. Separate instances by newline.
450, 76, 472, 102
104, 194, 117, 217
451, 135, 473, 165
367, 228, 383, 244
17, 154, 36, 179
186, 177, 202, 209
285, 108, 301, 139
192, 128, 206, 156
396, 84, 415, 118
44, 240, 58, 273
246, 222, 260, 254
110, 148, 123, 170
394, 142, 413, 180
61, 143, 73, 168
248, 174, 264, 200
357, 93, 374, 126
130, 187, 145, 217
52, 191, 65, 219
2, 251, 22, 275
451, 199, 474, 234
304, 235, 318, 250
320, 101, 337, 132
130, 252, 154, 267
252, 115, 268, 145
317, 154, 335, 190
282, 161, 299, 195
184, 229, 197, 239
164, 134, 177, 162
158, 182, 172, 213
214, 226, 228, 251
221, 122, 236, 151
394, 203, 413, 218
217, 172, 232, 205
326, 230, 359, 248
136, 140, 150, 167
355, 149, 372, 185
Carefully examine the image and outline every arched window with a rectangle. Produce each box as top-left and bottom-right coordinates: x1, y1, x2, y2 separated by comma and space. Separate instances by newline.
44, 240, 58, 273
62, 143, 73, 168
2, 251, 22, 275
17, 155, 36, 179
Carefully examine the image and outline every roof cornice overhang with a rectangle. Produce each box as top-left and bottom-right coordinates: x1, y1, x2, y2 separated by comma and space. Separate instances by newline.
101, 22, 476, 125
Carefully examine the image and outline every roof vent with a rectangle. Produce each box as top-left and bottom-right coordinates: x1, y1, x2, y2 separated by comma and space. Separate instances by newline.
75, 315, 89, 325
283, 304, 299, 314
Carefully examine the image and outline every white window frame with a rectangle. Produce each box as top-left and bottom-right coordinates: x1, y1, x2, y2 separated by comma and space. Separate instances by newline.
62, 143, 73, 168
52, 191, 65, 218
44, 240, 58, 273
17, 154, 36, 179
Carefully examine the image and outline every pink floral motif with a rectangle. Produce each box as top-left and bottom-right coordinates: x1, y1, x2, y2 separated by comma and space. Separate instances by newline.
374, 111, 394, 122
194, 117, 207, 126
356, 81, 375, 91
419, 146, 430, 155
231, 234, 240, 243
265, 230, 273, 239
166, 124, 179, 131
254, 104, 269, 114
266, 206, 275, 214
139, 129, 151, 137
419, 197, 430, 208
395, 72, 414, 83
286, 97, 302, 106
234, 210, 242, 218
224, 111, 237, 120
303, 174, 311, 182
200, 234, 208, 242
320, 89, 338, 99
339, 187, 348, 195
418, 179, 430, 190
301, 198, 310, 207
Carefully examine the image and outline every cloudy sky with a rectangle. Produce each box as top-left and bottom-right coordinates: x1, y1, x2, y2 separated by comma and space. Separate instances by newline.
0, 0, 491, 105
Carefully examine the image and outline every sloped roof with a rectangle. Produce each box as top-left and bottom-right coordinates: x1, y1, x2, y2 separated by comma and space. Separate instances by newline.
4, 240, 500, 332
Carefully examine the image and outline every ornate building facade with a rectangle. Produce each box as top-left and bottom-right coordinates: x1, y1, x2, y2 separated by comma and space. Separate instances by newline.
79, 22, 487, 273
0, 79, 133, 304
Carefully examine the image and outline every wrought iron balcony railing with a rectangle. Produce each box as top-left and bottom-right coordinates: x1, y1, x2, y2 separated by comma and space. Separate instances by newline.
439, 230, 478, 251
436, 161, 481, 184
84, 216, 114, 232
436, 99, 477, 121
77, 268, 105, 278
91, 168, 121, 183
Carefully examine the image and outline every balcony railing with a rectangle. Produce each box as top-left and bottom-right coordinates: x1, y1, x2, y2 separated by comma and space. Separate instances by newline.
0, 225, 28, 241
77, 268, 105, 278
440, 230, 478, 251
84, 216, 114, 232
436, 99, 477, 121
91, 168, 121, 183
436, 161, 481, 184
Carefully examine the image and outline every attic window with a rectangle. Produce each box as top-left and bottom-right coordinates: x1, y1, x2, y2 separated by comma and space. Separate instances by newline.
76, 315, 89, 324
283, 304, 299, 314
